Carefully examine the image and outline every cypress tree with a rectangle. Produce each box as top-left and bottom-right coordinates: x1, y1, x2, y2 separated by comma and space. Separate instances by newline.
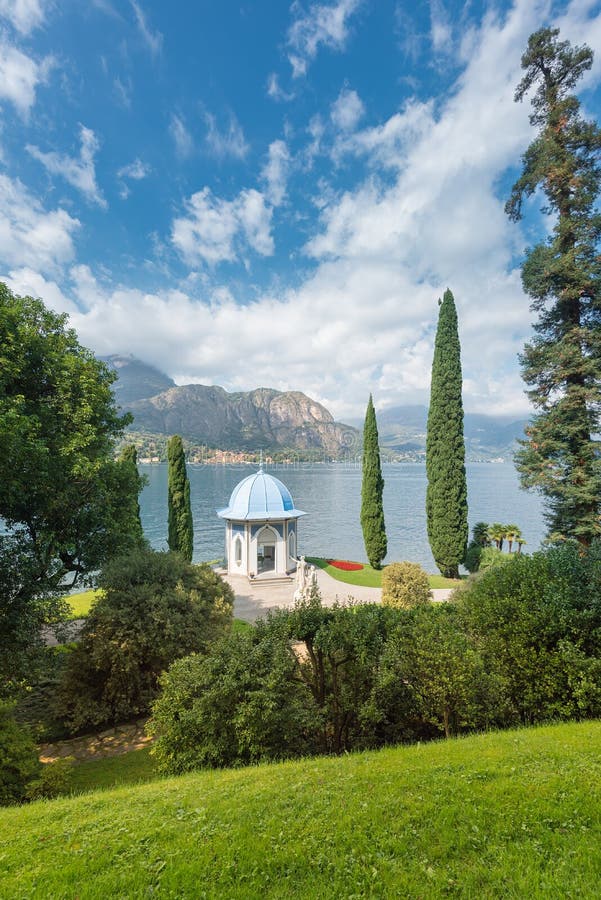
426, 289, 468, 578
167, 435, 193, 562
506, 28, 601, 544
360, 394, 387, 569
118, 444, 145, 547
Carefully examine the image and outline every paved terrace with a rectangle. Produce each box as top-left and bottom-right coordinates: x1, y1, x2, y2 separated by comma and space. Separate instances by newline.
226, 568, 454, 623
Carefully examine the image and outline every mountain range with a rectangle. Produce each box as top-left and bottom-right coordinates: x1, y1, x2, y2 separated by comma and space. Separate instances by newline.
102, 355, 359, 456
102, 355, 528, 460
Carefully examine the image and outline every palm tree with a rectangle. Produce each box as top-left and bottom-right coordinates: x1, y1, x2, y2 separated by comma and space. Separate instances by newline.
488, 522, 506, 551
505, 524, 521, 553
516, 536, 527, 555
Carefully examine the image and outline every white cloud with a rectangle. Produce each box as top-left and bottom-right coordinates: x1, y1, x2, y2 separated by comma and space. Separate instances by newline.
287, 0, 362, 77
330, 86, 364, 131
429, 0, 452, 53
117, 158, 150, 199
0, 38, 52, 116
27, 125, 107, 208
171, 187, 274, 266
262, 140, 291, 206
170, 113, 193, 158
131, 0, 162, 56
204, 111, 249, 160
0, 175, 79, 276
117, 158, 151, 180
0, 0, 47, 34
3, 267, 79, 315
266, 72, 295, 102
114, 75, 132, 108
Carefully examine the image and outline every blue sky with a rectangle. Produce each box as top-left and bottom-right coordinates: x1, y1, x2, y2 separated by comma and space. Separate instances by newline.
2, 0, 601, 420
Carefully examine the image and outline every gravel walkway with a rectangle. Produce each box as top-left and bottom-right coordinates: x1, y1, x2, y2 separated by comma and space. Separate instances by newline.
227, 568, 454, 623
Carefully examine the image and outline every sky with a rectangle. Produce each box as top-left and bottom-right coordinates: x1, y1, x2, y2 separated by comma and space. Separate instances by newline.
2, 0, 601, 422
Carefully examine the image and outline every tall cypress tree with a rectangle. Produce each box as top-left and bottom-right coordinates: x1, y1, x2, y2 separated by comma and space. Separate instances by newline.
167, 435, 193, 562
118, 444, 145, 547
360, 394, 387, 569
426, 289, 468, 578
506, 28, 601, 544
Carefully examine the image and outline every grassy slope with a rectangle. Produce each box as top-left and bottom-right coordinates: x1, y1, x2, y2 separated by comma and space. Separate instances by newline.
65, 589, 102, 619
2, 722, 600, 898
67, 748, 156, 794
307, 556, 460, 589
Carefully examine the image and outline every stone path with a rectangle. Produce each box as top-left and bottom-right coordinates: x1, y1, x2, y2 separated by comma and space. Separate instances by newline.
40, 719, 152, 764
227, 568, 454, 623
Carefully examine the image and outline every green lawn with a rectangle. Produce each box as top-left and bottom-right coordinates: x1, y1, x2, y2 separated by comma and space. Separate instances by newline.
2, 721, 600, 898
65, 589, 102, 619
307, 557, 461, 589
66, 748, 157, 795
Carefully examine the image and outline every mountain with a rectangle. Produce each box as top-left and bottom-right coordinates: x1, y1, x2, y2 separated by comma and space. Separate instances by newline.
348, 404, 528, 460
101, 355, 176, 404
102, 355, 359, 455
125, 385, 358, 454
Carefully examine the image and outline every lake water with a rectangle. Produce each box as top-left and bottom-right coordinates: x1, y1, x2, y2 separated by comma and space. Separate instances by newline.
140, 462, 546, 571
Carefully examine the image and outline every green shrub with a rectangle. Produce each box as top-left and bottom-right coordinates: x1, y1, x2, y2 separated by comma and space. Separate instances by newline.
381, 562, 430, 609
58, 549, 234, 732
25, 758, 73, 801
456, 542, 601, 724
478, 546, 507, 570
0, 702, 41, 806
463, 543, 482, 573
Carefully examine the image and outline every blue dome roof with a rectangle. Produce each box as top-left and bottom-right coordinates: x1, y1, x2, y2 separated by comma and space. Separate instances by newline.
217, 469, 305, 521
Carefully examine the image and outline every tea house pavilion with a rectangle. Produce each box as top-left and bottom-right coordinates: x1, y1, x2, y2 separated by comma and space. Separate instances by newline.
217, 468, 305, 579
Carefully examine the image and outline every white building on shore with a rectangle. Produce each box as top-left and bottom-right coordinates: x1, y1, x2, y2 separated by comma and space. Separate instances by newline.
217, 468, 305, 580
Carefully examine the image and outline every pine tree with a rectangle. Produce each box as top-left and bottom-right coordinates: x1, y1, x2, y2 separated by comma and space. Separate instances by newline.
167, 435, 193, 562
426, 289, 468, 578
506, 28, 601, 544
360, 395, 387, 568
118, 444, 146, 547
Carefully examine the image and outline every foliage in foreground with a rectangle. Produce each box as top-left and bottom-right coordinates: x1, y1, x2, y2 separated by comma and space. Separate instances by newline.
0, 283, 145, 693
426, 288, 468, 577
0, 702, 71, 806
360, 394, 387, 568
151, 541, 601, 773
58, 549, 234, 732
1, 722, 600, 898
506, 28, 601, 544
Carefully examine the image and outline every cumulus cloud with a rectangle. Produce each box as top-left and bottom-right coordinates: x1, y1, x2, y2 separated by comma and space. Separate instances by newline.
117, 158, 150, 199
27, 125, 106, 208
9, 0, 601, 422
0, 0, 47, 34
170, 113, 193, 158
204, 111, 249, 160
0, 174, 79, 276
171, 187, 274, 266
330, 86, 364, 131
287, 0, 362, 77
0, 38, 52, 116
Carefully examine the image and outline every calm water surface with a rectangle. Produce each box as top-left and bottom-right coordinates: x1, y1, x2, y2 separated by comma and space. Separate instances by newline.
140, 462, 546, 571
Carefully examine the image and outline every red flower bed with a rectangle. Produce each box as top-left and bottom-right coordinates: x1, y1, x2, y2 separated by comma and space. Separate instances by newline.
328, 559, 364, 572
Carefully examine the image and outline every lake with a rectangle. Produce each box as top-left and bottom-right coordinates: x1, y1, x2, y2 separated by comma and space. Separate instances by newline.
140, 462, 546, 571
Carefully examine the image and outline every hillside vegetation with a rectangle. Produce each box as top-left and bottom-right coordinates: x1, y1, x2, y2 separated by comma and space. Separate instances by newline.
1, 721, 600, 898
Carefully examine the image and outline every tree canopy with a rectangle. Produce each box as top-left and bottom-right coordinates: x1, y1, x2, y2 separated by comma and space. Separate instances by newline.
506, 27, 601, 544
0, 283, 144, 689
360, 395, 387, 568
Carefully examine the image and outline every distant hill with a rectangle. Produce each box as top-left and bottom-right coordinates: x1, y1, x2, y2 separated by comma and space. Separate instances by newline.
102, 355, 359, 455
348, 404, 528, 460
101, 355, 176, 404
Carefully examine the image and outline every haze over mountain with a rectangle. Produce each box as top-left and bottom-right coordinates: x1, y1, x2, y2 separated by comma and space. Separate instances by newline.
347, 405, 528, 460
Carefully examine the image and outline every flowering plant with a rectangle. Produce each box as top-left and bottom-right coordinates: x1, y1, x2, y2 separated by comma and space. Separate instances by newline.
328, 559, 364, 572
